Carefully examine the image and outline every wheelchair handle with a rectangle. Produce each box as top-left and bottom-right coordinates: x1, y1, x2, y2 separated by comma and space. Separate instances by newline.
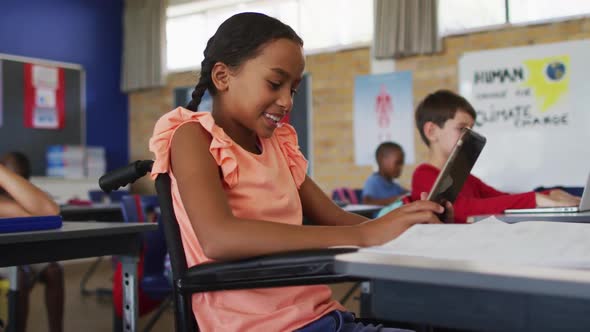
99, 160, 154, 193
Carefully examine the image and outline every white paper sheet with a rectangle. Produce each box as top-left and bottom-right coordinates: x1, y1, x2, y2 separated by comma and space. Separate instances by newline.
362, 217, 590, 269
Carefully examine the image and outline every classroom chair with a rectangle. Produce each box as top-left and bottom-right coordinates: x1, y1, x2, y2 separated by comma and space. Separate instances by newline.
88, 189, 108, 203
78, 190, 120, 296
110, 190, 130, 203
99, 160, 361, 332
114, 195, 172, 332
88, 189, 129, 203
331, 187, 363, 206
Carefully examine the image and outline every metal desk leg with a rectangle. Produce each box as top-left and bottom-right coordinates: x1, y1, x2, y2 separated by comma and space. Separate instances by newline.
359, 281, 373, 319
6, 266, 19, 332
120, 256, 139, 332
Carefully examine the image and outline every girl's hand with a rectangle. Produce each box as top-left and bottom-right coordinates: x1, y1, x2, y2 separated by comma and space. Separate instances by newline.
536, 192, 580, 207
420, 192, 454, 223
360, 197, 444, 247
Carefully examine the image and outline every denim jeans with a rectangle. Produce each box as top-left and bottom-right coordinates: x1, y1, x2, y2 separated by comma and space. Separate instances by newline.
296, 311, 413, 332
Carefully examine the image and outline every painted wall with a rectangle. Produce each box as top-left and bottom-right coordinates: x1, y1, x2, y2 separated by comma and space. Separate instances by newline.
0, 0, 128, 171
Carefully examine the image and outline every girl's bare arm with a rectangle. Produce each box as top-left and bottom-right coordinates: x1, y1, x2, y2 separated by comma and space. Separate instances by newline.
172, 122, 443, 261
0, 164, 59, 217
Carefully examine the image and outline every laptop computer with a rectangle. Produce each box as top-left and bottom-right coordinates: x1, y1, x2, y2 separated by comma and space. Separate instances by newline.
504, 174, 590, 214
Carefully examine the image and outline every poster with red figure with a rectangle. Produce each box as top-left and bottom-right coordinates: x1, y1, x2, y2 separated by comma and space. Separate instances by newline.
353, 71, 415, 166
24, 63, 65, 129
375, 85, 394, 141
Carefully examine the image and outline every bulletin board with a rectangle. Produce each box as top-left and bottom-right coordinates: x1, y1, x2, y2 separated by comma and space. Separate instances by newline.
0, 54, 84, 176
459, 40, 590, 191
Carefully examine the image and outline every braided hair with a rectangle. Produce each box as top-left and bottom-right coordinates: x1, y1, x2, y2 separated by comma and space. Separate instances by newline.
186, 12, 303, 112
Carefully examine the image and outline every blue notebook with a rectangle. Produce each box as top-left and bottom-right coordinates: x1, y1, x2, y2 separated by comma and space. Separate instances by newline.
0, 215, 63, 233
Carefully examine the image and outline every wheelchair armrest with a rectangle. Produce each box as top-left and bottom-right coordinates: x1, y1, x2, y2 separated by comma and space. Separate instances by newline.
176, 247, 362, 293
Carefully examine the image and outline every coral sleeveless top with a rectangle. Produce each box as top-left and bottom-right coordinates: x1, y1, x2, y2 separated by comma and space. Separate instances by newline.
149, 108, 342, 331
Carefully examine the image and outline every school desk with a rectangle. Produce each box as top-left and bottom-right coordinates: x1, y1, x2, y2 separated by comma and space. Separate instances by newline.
0, 221, 157, 332
335, 251, 590, 331
60, 202, 123, 222
59, 203, 126, 296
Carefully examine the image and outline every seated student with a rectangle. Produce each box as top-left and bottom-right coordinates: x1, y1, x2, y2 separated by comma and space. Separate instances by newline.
0, 152, 63, 332
411, 90, 580, 223
363, 142, 409, 205
149, 12, 449, 332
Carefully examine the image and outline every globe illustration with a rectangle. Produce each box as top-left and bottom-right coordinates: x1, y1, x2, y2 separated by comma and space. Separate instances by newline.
546, 62, 566, 81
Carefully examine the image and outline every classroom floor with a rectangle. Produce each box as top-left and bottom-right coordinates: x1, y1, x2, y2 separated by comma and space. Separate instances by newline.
24, 259, 361, 332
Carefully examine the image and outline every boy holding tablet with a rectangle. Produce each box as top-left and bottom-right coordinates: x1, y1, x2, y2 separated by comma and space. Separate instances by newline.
411, 90, 579, 223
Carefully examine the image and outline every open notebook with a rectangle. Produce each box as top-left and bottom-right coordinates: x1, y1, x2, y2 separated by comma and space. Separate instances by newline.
361, 217, 590, 270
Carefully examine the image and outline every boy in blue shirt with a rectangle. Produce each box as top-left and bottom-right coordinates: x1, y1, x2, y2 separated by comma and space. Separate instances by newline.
362, 142, 409, 205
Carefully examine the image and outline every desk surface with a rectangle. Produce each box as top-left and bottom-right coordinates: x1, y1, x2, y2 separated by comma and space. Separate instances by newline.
0, 221, 153, 244
335, 251, 590, 300
0, 221, 156, 267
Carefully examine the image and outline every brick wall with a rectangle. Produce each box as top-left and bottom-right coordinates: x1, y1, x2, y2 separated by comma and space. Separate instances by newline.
128, 71, 196, 193
129, 17, 590, 194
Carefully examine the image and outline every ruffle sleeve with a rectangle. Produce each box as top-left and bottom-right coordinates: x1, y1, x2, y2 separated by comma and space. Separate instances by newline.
148, 107, 239, 188
274, 124, 308, 188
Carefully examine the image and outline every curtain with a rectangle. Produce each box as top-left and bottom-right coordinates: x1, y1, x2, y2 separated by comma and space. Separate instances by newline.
373, 0, 441, 59
121, 0, 167, 92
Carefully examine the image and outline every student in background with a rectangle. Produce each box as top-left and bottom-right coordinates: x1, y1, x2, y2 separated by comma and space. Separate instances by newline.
149, 12, 448, 332
0, 151, 63, 332
411, 90, 580, 223
362, 142, 409, 205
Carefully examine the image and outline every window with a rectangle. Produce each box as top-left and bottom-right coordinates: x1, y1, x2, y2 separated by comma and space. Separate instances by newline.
298, 0, 373, 52
439, 0, 590, 36
166, 13, 207, 71
166, 0, 373, 71
509, 0, 590, 24
438, 0, 506, 36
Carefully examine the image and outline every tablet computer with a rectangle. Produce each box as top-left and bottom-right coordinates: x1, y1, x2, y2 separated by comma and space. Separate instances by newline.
427, 128, 487, 216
